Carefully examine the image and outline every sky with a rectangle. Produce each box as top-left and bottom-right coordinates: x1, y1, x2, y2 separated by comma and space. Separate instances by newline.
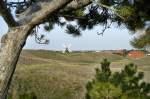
0, 16, 134, 51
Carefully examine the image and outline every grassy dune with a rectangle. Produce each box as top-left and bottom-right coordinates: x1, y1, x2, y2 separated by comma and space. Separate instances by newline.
8, 50, 150, 99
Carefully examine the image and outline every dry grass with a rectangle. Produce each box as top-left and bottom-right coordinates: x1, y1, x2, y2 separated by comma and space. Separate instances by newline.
8, 50, 150, 99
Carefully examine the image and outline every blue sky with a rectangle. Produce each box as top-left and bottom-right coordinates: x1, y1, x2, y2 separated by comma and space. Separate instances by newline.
0, 16, 133, 51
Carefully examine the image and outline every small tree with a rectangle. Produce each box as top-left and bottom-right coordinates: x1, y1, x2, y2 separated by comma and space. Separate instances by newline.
86, 59, 122, 99
86, 59, 150, 99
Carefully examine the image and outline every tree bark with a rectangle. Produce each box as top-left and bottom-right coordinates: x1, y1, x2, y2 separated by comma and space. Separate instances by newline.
0, 0, 73, 98
0, 26, 32, 99
0, 0, 92, 99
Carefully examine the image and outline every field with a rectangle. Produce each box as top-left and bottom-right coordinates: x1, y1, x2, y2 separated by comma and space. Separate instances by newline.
8, 50, 150, 99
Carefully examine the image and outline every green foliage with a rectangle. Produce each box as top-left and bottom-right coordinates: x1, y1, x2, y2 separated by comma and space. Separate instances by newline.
116, 6, 135, 19
86, 59, 121, 99
86, 59, 150, 99
86, 82, 122, 99
97, 0, 150, 49
21, 0, 150, 48
19, 92, 37, 99
44, 23, 54, 32
66, 25, 81, 37
131, 27, 150, 48
8, 91, 37, 99
131, 36, 150, 49
74, 9, 85, 17
95, 59, 111, 82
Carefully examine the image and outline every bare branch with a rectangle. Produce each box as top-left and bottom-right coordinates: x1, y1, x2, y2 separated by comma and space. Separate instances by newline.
62, 0, 92, 12
18, 0, 92, 26
18, 0, 73, 26
0, 0, 17, 27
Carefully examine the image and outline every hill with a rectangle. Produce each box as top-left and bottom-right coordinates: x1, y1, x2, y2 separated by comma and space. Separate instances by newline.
8, 50, 150, 99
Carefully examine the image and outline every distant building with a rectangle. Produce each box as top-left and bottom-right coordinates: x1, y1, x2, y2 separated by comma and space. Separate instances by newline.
127, 50, 145, 58
113, 49, 127, 56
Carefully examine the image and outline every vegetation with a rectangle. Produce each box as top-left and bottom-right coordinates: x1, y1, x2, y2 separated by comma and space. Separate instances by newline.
6, 50, 150, 99
86, 59, 150, 99
0, 0, 150, 98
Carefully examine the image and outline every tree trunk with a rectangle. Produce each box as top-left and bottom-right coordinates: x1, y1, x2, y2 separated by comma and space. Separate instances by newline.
0, 1, 92, 98
0, 25, 31, 99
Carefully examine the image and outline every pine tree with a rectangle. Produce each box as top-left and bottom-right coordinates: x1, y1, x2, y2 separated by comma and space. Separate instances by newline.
86, 59, 150, 99
86, 59, 122, 99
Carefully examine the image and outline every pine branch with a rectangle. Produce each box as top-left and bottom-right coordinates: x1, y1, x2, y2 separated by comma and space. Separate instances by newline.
93, 1, 125, 20
17, 0, 92, 26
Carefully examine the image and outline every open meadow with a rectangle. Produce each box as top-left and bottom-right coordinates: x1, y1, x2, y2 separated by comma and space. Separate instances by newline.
8, 50, 150, 99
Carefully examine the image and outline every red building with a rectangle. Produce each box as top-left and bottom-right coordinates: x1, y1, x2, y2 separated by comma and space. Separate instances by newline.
127, 50, 145, 58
